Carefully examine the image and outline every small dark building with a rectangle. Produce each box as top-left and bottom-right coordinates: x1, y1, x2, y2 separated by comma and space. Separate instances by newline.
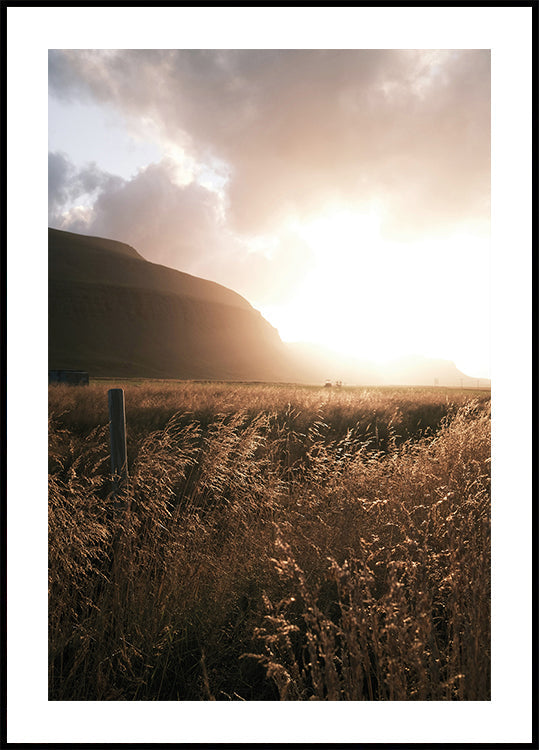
49, 370, 89, 385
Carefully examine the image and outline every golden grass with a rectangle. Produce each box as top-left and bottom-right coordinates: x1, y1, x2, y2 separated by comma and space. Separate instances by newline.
49, 381, 490, 700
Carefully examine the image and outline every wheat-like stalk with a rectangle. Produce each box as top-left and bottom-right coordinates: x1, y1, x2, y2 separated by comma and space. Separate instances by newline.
49, 382, 490, 700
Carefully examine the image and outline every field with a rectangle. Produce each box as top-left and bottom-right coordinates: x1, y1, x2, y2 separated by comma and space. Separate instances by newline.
49, 380, 491, 701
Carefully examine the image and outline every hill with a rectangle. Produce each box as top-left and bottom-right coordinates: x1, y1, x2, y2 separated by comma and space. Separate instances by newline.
379, 354, 490, 388
49, 228, 293, 380
284, 344, 489, 389
49, 228, 489, 387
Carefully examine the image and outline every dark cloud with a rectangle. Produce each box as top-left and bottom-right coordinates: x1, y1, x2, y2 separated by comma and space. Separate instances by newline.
48, 151, 74, 217
49, 151, 122, 225
49, 49, 490, 238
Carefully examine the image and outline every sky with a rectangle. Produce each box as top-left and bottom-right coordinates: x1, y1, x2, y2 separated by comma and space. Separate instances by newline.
48, 48, 491, 378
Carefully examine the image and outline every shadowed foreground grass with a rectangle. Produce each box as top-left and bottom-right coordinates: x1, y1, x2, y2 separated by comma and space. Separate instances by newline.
49, 382, 490, 700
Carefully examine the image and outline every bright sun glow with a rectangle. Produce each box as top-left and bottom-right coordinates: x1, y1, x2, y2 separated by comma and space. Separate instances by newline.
259, 206, 490, 378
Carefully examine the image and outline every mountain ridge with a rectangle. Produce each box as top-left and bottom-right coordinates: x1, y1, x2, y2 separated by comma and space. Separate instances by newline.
49, 228, 292, 380
49, 227, 490, 387
49, 227, 254, 312
284, 342, 490, 388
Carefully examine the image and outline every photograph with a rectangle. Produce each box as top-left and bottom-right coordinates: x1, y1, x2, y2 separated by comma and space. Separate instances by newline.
47, 47, 493, 704
5, 4, 534, 746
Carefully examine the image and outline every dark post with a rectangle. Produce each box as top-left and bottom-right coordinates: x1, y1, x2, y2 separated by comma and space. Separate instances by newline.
108, 388, 129, 493
108, 389, 131, 614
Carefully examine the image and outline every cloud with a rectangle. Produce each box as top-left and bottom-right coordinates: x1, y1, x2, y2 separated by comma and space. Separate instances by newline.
49, 49, 490, 239
48, 151, 74, 217
49, 151, 122, 226
49, 154, 231, 265
49, 154, 312, 306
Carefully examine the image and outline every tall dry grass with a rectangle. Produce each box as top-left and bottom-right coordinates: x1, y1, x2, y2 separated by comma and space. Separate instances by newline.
49, 382, 490, 700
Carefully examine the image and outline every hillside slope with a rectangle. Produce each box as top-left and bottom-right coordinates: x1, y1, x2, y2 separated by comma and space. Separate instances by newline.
49, 228, 292, 380
49, 228, 253, 310
49, 228, 490, 386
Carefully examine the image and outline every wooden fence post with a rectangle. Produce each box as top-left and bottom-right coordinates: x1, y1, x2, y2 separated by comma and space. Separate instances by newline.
108, 388, 131, 615
108, 388, 129, 496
